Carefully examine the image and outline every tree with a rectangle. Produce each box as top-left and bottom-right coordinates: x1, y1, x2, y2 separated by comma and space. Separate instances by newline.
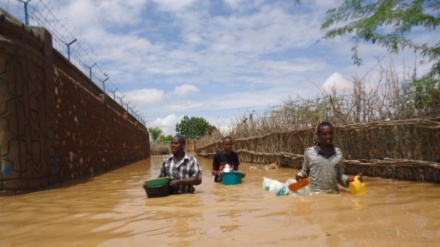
175, 116, 214, 139
319, 0, 440, 77
413, 76, 440, 113
157, 135, 174, 143
149, 127, 163, 143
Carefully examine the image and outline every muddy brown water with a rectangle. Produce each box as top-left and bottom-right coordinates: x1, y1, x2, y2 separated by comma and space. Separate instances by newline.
1, 156, 439, 247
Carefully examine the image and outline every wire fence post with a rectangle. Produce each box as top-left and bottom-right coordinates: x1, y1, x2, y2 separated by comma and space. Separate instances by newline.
66, 39, 77, 61
101, 76, 109, 93
87, 63, 96, 80
19, 0, 32, 25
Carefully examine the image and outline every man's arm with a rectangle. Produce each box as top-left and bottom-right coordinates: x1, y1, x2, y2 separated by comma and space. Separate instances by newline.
296, 150, 310, 181
336, 158, 350, 188
235, 152, 240, 166
170, 175, 202, 187
212, 153, 222, 176
158, 160, 167, 177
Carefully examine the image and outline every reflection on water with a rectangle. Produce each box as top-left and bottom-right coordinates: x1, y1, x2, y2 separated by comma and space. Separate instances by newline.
1, 156, 439, 247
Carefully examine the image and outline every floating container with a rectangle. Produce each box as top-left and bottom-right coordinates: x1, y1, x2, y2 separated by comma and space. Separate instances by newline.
288, 178, 310, 192
143, 177, 172, 198
222, 171, 243, 185
349, 175, 367, 195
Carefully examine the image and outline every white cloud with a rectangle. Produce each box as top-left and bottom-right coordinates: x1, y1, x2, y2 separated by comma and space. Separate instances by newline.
168, 101, 214, 111
98, 0, 148, 26
124, 88, 166, 105
150, 114, 182, 136
64, 0, 99, 27
322, 72, 352, 93
222, 0, 249, 9
172, 84, 199, 96
152, 0, 198, 12
262, 59, 328, 75
184, 33, 203, 45
204, 6, 324, 55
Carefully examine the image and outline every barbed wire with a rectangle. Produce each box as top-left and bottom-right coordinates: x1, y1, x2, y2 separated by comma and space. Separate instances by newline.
0, 0, 147, 125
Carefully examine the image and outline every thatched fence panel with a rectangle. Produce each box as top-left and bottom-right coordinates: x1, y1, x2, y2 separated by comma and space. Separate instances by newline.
196, 116, 440, 182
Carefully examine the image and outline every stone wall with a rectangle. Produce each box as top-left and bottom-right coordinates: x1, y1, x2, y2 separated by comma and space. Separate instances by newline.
0, 10, 150, 194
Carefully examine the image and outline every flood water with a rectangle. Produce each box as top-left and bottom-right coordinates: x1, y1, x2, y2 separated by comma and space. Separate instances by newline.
1, 156, 439, 247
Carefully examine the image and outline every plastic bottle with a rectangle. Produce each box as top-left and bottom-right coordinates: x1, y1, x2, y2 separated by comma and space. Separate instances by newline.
223, 164, 231, 172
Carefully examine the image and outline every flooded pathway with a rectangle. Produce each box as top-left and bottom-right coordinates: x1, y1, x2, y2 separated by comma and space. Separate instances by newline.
1, 156, 439, 247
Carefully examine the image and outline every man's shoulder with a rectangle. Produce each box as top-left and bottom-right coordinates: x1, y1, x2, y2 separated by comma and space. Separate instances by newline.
334, 147, 343, 154
163, 155, 173, 162
214, 150, 228, 158
302, 147, 314, 158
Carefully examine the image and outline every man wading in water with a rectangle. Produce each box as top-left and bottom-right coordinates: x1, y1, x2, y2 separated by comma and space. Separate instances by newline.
212, 136, 245, 182
159, 134, 202, 194
296, 121, 362, 194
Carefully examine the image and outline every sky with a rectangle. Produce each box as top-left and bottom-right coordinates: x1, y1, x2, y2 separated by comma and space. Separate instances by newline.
1, 0, 437, 137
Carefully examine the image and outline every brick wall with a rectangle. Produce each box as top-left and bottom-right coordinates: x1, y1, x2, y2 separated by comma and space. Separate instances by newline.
0, 11, 150, 194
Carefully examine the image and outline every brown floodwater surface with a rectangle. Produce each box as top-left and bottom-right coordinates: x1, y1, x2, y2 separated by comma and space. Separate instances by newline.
1, 156, 439, 247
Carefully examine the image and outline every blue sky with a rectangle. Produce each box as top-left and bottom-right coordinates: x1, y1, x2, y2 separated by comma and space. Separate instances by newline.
1, 0, 437, 136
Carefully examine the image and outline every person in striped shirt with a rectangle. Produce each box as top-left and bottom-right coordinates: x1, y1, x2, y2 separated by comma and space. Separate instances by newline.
159, 134, 202, 194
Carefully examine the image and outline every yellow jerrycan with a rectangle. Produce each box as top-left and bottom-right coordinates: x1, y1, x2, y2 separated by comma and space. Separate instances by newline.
349, 175, 367, 195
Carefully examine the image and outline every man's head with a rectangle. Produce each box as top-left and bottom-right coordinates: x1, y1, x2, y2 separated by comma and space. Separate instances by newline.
316, 121, 334, 146
222, 136, 234, 154
171, 134, 186, 155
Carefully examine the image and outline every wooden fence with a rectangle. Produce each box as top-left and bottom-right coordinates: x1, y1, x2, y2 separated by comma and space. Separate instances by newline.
196, 116, 440, 182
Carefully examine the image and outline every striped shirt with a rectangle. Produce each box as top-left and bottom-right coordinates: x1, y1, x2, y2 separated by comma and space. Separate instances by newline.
299, 146, 349, 194
159, 154, 202, 194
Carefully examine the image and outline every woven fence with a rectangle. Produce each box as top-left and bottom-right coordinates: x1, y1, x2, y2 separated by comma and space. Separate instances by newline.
196, 116, 440, 182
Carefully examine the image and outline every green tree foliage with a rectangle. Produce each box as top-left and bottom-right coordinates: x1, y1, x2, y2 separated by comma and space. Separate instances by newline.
149, 127, 163, 143
320, 0, 440, 76
176, 116, 214, 139
413, 77, 440, 112
157, 135, 174, 144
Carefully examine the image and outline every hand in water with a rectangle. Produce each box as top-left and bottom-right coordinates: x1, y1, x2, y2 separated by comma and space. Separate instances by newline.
349, 173, 364, 183
170, 180, 180, 188
295, 173, 304, 181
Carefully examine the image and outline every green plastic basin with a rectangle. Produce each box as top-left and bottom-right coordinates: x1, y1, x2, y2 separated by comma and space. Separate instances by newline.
144, 177, 171, 188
